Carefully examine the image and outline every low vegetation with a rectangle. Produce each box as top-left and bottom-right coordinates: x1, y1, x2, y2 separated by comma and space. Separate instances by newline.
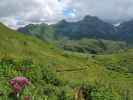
0, 23, 133, 99
59, 38, 129, 54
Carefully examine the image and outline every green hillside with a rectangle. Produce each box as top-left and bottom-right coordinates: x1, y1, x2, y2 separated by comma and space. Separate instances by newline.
0, 23, 133, 100
59, 38, 128, 54
0, 23, 62, 63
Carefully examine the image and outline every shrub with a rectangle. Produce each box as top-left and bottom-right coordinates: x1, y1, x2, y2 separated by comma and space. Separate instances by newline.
42, 67, 62, 86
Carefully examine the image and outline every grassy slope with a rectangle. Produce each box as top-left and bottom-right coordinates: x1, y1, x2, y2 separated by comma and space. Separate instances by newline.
0, 24, 86, 64
58, 51, 133, 98
59, 38, 128, 54
0, 23, 88, 99
0, 23, 133, 99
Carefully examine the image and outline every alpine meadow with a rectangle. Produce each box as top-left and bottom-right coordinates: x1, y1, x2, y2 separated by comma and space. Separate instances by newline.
0, 0, 133, 100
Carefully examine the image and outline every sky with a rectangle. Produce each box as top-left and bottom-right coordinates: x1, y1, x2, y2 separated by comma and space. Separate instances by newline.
1, 0, 133, 28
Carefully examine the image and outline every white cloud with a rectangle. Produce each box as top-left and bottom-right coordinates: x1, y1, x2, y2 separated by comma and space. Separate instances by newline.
1, 0, 133, 28
67, 0, 133, 23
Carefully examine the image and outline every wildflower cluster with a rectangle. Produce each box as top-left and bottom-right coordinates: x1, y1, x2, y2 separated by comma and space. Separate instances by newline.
9, 76, 29, 100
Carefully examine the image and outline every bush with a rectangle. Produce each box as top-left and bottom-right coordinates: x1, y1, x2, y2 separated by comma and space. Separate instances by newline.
42, 66, 62, 86
77, 83, 116, 100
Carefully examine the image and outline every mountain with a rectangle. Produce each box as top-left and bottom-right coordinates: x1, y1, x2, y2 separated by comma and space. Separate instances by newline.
18, 23, 55, 42
18, 15, 117, 41
1, 22, 133, 99
117, 19, 133, 43
54, 16, 117, 40
18, 15, 133, 45
18, 15, 133, 54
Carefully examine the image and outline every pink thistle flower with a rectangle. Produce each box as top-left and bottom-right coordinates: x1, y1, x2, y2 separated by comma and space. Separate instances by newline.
9, 76, 29, 93
9, 80, 16, 86
13, 83, 21, 93
15, 76, 29, 86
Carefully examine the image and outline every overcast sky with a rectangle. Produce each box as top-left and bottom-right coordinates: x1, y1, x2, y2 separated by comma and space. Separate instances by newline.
1, 0, 133, 28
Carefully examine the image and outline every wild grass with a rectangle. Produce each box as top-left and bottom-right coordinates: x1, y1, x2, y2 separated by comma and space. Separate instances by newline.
0, 23, 133, 99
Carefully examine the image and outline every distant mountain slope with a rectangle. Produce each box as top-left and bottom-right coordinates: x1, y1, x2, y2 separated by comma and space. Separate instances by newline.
18, 15, 117, 41
18, 23, 55, 42
18, 15, 133, 44
54, 16, 116, 39
117, 20, 133, 43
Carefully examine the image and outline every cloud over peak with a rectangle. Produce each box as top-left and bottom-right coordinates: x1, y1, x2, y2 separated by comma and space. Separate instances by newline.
1, 0, 133, 28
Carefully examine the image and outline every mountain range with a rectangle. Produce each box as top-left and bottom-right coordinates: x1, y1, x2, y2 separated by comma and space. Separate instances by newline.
18, 15, 133, 44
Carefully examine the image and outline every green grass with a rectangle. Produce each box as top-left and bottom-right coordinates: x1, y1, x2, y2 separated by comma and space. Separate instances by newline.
59, 38, 128, 54
0, 23, 133, 99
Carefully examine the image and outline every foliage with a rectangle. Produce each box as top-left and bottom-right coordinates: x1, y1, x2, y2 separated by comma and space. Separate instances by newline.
0, 23, 133, 99
59, 38, 128, 54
